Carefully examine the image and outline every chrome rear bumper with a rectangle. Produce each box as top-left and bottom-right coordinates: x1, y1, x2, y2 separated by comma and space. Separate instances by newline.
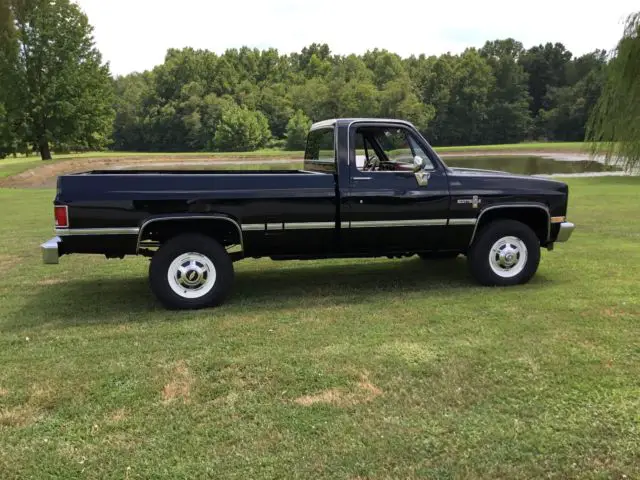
41, 237, 61, 264
556, 222, 575, 242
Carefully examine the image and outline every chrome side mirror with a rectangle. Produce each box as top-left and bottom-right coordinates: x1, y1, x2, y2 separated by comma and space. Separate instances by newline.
413, 155, 426, 172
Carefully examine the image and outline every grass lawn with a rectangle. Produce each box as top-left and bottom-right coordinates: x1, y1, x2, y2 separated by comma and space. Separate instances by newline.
0, 177, 639, 479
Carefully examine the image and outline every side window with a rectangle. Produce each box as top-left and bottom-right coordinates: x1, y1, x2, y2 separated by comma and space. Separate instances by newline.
356, 126, 434, 172
304, 128, 336, 173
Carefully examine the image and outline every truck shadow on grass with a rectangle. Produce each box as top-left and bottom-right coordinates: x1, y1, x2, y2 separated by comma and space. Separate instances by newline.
9, 257, 547, 330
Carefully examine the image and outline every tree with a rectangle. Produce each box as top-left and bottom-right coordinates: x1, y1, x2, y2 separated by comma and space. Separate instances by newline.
285, 110, 311, 150
480, 39, 532, 143
112, 72, 154, 151
0, 0, 114, 160
434, 50, 495, 145
540, 52, 606, 141
519, 43, 572, 117
587, 12, 640, 170
213, 105, 271, 152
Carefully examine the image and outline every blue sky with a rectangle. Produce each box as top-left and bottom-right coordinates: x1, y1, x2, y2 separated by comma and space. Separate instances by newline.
75, 0, 639, 76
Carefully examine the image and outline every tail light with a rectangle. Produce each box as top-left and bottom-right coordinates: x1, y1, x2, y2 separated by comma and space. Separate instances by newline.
55, 205, 69, 228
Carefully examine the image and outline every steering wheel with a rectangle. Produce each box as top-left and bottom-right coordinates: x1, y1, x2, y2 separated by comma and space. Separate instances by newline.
363, 154, 379, 171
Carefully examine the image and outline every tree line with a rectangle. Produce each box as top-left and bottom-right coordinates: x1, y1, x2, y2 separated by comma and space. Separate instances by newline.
0, 0, 618, 159
112, 41, 608, 152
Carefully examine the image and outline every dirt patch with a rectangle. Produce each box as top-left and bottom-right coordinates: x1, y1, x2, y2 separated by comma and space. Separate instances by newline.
161, 360, 193, 404
0, 255, 21, 274
0, 404, 40, 427
0, 387, 8, 397
0, 155, 302, 189
108, 408, 129, 423
294, 373, 383, 407
29, 383, 58, 410
37, 278, 68, 286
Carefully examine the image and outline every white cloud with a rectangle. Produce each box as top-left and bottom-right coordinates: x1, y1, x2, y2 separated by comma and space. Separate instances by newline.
76, 0, 638, 75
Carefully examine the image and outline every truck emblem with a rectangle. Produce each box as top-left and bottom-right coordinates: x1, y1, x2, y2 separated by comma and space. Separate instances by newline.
457, 195, 482, 208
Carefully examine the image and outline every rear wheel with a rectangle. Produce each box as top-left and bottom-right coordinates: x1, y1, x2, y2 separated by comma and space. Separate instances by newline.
467, 220, 540, 286
149, 233, 234, 310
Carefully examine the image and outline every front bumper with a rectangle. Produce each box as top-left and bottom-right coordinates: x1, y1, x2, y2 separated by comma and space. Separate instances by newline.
556, 222, 575, 242
41, 237, 61, 264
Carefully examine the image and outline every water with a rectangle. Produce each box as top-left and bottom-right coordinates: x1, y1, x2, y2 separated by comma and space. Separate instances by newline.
442, 155, 623, 176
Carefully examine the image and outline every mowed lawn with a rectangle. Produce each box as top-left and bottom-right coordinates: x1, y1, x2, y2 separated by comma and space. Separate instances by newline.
0, 178, 639, 479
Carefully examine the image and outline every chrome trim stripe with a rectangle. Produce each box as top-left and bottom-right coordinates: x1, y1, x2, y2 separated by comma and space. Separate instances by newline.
137, 215, 244, 253
244, 222, 337, 231
449, 218, 477, 226
242, 224, 264, 231
469, 204, 551, 245
56, 227, 140, 236
286, 222, 335, 230
341, 221, 350, 229
350, 219, 447, 228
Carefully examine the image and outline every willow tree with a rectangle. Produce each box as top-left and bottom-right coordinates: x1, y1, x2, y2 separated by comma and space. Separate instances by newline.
587, 12, 640, 170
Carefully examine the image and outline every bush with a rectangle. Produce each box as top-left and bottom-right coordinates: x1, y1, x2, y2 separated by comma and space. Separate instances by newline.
285, 110, 312, 150
213, 106, 271, 152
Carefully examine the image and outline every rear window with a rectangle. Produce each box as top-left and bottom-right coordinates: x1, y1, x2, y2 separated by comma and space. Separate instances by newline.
304, 128, 336, 173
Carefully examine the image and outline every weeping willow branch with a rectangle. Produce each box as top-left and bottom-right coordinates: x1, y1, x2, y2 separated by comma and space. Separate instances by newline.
587, 12, 640, 171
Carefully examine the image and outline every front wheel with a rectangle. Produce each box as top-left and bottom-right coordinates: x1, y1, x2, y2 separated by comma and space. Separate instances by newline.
149, 233, 234, 310
467, 220, 540, 286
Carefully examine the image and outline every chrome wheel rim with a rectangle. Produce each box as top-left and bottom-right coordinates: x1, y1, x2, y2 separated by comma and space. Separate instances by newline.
489, 236, 528, 278
167, 252, 216, 299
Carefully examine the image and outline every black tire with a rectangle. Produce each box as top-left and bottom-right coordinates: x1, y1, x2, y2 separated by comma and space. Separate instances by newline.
149, 233, 234, 310
418, 252, 460, 260
467, 220, 540, 286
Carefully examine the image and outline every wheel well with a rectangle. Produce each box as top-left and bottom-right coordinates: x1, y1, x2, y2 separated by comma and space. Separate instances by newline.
473, 207, 549, 245
139, 218, 242, 251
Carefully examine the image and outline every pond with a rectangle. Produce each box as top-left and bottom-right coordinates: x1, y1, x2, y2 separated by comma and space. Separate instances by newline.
442, 155, 622, 176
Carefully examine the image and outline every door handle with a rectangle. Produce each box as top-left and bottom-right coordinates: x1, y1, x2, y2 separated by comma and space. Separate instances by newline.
352, 176, 372, 181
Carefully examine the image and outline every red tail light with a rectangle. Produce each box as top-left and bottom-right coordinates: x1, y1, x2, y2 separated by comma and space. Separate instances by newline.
55, 205, 69, 228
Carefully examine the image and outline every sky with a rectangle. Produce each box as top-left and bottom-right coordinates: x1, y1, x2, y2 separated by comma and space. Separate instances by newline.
75, 0, 638, 76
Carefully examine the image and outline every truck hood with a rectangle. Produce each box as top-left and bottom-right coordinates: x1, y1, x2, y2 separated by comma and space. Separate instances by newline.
447, 166, 565, 184
446, 167, 568, 192
447, 166, 520, 177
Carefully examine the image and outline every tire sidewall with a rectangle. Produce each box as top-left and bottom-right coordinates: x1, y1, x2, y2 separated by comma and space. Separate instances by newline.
149, 234, 234, 310
469, 220, 541, 286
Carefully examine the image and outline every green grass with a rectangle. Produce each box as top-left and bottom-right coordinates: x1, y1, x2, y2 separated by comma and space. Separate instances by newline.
1, 178, 639, 478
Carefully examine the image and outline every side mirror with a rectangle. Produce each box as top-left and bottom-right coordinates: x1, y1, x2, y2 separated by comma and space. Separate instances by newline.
413, 155, 426, 172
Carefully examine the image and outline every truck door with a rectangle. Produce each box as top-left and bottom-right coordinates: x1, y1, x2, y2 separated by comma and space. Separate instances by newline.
340, 122, 450, 253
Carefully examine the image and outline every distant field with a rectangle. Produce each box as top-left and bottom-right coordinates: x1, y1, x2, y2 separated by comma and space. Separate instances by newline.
0, 142, 590, 180
0, 177, 639, 478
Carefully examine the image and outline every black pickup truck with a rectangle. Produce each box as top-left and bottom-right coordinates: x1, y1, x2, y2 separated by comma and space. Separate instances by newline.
41, 118, 575, 309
